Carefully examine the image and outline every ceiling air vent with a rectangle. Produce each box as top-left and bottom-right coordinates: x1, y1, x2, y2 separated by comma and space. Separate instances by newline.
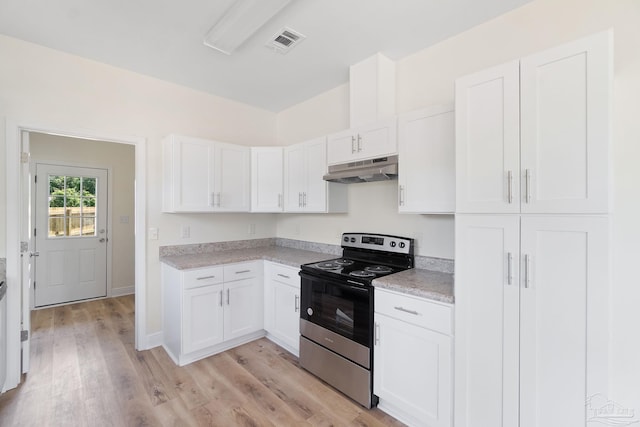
267, 27, 305, 54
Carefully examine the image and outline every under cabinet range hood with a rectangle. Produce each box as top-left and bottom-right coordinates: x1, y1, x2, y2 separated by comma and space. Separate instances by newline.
323, 155, 398, 184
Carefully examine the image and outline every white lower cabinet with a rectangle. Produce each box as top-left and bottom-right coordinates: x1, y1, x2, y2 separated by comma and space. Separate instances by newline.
374, 288, 453, 427
162, 261, 264, 366
263, 262, 300, 356
454, 214, 610, 427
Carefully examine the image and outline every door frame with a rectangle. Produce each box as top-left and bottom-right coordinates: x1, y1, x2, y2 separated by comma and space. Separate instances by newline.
32, 162, 112, 308
4, 117, 147, 391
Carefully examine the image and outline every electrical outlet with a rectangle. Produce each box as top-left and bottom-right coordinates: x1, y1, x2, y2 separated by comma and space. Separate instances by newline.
148, 227, 158, 240
181, 225, 190, 239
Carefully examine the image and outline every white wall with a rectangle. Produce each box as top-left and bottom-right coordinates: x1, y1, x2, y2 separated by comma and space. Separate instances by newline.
277, 0, 640, 414
30, 132, 136, 295
0, 35, 278, 333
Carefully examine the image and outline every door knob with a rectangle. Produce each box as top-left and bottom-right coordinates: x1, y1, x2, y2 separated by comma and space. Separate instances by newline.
99, 238, 106, 243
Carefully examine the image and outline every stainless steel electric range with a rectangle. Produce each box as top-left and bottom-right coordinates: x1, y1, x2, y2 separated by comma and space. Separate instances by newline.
298, 232, 415, 408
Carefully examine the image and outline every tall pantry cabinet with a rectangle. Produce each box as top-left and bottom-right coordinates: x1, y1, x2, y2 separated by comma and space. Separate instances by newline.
454, 31, 612, 427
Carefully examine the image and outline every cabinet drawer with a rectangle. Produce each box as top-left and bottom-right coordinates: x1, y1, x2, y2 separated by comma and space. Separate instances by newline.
375, 289, 452, 335
267, 263, 300, 288
183, 266, 224, 289
224, 261, 260, 282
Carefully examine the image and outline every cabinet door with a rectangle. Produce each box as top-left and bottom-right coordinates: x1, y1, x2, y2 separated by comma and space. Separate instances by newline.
166, 135, 216, 212
374, 313, 452, 427
520, 31, 611, 214
455, 61, 520, 214
302, 137, 329, 212
224, 277, 263, 341
519, 216, 609, 427
251, 147, 283, 212
358, 118, 397, 160
327, 129, 357, 165
283, 143, 307, 212
398, 106, 454, 213
183, 284, 224, 354
454, 214, 520, 427
272, 281, 301, 353
216, 143, 250, 212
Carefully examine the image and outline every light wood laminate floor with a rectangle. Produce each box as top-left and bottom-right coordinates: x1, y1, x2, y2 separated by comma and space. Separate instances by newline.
0, 295, 405, 426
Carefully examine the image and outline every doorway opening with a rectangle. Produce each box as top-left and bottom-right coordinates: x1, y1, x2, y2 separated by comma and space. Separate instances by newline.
4, 120, 147, 392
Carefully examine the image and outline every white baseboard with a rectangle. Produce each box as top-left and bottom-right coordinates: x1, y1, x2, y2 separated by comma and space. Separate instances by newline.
143, 331, 164, 350
110, 285, 134, 297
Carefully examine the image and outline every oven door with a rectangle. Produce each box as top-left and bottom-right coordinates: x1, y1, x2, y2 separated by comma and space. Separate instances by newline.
299, 271, 372, 348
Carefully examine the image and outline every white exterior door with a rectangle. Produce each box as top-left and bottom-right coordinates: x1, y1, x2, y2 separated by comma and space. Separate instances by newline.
34, 164, 108, 307
454, 214, 520, 427
455, 61, 520, 214
519, 216, 609, 427
520, 32, 611, 214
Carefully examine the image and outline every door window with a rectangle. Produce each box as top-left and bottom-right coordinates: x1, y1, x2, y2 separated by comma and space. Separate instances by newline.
47, 175, 97, 238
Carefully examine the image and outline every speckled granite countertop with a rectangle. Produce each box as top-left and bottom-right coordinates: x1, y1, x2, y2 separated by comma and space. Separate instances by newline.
159, 241, 454, 304
373, 268, 454, 304
160, 246, 332, 270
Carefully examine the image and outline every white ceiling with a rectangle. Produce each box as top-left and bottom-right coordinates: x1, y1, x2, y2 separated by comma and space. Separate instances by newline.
0, 0, 532, 112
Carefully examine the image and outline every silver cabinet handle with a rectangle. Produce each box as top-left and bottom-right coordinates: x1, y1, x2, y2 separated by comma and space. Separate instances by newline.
507, 170, 513, 204
524, 254, 531, 288
357, 134, 362, 152
351, 135, 356, 154
374, 322, 380, 345
303, 192, 307, 207
210, 192, 215, 207
29, 251, 40, 258
525, 169, 531, 203
226, 288, 230, 305
298, 192, 302, 208
394, 306, 420, 316
277, 273, 291, 279
219, 290, 223, 307
399, 185, 405, 206
278, 193, 282, 208
294, 295, 299, 312
507, 252, 513, 285
217, 192, 222, 207
197, 275, 216, 280
235, 270, 251, 274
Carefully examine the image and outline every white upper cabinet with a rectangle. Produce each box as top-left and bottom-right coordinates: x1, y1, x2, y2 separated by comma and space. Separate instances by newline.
398, 106, 455, 214
519, 31, 612, 214
456, 31, 612, 214
327, 118, 397, 165
163, 134, 250, 213
455, 61, 521, 214
251, 147, 283, 212
283, 137, 347, 213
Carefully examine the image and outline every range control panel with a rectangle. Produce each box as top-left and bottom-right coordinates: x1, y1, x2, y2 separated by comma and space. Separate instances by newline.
341, 233, 414, 255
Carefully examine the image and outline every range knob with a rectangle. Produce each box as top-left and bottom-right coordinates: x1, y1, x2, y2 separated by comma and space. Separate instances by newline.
307, 308, 314, 316
399, 242, 406, 249
390, 241, 397, 248
343, 236, 349, 242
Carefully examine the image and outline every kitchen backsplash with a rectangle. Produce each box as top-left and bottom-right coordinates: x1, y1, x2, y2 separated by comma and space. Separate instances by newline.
159, 239, 453, 274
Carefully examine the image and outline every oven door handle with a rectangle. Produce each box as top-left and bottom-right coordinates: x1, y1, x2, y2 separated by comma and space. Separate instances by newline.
345, 281, 370, 292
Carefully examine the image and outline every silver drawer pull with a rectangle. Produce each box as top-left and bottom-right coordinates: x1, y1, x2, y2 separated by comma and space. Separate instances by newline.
294, 295, 299, 312
197, 275, 216, 280
394, 306, 420, 316
277, 273, 291, 279
235, 270, 251, 274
